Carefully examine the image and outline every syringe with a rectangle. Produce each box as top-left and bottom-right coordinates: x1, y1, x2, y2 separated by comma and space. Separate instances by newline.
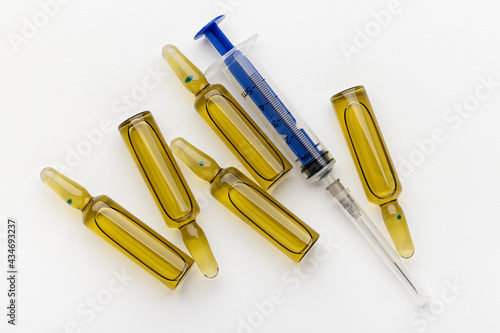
195, 15, 430, 305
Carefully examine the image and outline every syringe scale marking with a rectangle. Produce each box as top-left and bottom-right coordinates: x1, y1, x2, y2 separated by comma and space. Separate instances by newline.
247, 72, 324, 163
229, 59, 324, 166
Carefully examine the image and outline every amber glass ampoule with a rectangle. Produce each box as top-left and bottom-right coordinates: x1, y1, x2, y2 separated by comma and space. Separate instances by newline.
162, 44, 292, 191
40, 167, 194, 289
119, 111, 218, 278
170, 137, 319, 263
331, 86, 414, 258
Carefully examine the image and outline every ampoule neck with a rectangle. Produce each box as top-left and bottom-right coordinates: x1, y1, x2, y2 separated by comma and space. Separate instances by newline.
207, 168, 223, 184
195, 83, 212, 97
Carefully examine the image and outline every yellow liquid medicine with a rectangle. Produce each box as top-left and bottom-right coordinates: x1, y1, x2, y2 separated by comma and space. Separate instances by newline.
119, 111, 218, 278
170, 137, 319, 263
162, 44, 292, 191
40, 167, 194, 289
331, 86, 415, 258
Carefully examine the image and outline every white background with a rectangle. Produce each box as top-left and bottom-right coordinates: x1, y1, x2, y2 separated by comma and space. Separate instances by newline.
1, 0, 499, 332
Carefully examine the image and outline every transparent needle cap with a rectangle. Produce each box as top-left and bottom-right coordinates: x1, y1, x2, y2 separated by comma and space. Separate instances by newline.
331, 86, 415, 258
119, 111, 218, 278
324, 176, 429, 305
40, 167, 194, 290
162, 44, 292, 190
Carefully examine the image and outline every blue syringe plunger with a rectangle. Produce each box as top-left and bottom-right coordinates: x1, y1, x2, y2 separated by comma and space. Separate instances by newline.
196, 15, 336, 181
194, 15, 234, 55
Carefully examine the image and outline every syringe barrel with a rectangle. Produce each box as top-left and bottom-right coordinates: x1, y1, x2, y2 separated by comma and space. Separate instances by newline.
205, 35, 335, 182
